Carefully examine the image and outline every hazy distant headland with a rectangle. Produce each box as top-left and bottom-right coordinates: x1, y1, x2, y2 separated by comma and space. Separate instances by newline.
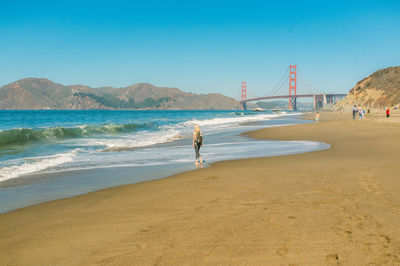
0, 78, 240, 110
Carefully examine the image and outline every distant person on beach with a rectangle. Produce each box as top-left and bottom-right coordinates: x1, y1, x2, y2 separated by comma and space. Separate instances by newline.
359, 108, 364, 119
358, 106, 362, 118
193, 125, 204, 168
386, 108, 390, 118
352, 105, 357, 119
315, 112, 320, 123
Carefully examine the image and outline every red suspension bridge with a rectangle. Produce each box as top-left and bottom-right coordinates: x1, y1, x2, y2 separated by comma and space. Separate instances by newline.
240, 65, 347, 110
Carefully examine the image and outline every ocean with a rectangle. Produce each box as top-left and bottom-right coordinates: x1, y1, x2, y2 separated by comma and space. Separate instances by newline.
0, 110, 329, 213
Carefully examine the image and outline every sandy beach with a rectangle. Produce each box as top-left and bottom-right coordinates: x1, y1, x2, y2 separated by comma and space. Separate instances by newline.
1, 111, 400, 265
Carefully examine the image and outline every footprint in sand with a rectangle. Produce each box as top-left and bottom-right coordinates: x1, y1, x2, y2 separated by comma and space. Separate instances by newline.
358, 174, 382, 195
326, 253, 339, 263
206, 176, 219, 181
276, 247, 288, 257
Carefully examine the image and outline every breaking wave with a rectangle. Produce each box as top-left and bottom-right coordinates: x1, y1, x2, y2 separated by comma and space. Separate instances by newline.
0, 149, 79, 182
0, 123, 154, 148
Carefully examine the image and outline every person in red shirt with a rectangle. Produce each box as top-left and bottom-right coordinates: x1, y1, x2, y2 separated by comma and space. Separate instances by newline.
386, 108, 390, 118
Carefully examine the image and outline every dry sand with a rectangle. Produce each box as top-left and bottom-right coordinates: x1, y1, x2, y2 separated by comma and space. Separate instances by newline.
1, 111, 400, 265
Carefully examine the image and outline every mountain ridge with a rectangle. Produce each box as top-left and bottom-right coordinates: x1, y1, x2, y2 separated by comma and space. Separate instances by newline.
0, 78, 240, 110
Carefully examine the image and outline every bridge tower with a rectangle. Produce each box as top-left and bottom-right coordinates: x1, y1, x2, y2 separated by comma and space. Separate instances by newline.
241, 81, 247, 110
289, 65, 297, 110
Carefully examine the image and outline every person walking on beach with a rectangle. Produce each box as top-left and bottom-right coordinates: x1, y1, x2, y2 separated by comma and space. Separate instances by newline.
315, 112, 320, 123
193, 125, 204, 168
352, 105, 357, 119
386, 108, 390, 118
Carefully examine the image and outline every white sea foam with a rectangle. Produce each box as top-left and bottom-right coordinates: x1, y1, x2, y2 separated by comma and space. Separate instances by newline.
80, 113, 295, 150
79, 129, 180, 151
0, 112, 302, 181
0, 150, 79, 182
39, 161, 168, 174
183, 113, 281, 127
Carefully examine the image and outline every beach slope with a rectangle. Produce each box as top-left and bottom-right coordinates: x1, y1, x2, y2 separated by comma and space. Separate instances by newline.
1, 112, 400, 265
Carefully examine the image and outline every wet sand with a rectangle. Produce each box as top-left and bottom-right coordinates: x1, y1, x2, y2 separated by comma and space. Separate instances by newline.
1, 111, 400, 265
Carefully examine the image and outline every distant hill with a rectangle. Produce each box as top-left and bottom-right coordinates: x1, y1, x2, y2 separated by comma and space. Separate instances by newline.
254, 100, 313, 111
0, 78, 240, 110
255, 100, 287, 109
339, 66, 400, 108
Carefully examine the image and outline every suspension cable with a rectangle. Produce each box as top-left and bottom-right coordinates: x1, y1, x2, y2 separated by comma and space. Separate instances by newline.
263, 66, 290, 97
297, 67, 320, 94
268, 76, 289, 96
298, 76, 316, 94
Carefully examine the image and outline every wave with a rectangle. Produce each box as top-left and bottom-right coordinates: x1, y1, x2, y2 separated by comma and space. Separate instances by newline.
0, 111, 303, 181
183, 113, 281, 127
230, 112, 245, 116
0, 149, 79, 182
99, 128, 181, 151
83, 113, 283, 152
0, 123, 153, 148
84, 113, 292, 151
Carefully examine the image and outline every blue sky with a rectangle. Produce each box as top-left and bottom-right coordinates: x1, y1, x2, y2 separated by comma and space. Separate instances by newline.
1, 0, 399, 98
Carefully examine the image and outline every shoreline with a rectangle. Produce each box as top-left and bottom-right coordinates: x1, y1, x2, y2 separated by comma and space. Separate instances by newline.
1, 111, 400, 264
0, 114, 324, 214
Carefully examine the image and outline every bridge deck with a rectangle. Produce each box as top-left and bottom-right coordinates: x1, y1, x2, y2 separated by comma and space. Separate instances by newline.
242, 93, 347, 103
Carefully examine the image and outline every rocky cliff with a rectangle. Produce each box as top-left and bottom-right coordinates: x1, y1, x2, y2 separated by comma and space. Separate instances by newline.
339, 66, 400, 108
